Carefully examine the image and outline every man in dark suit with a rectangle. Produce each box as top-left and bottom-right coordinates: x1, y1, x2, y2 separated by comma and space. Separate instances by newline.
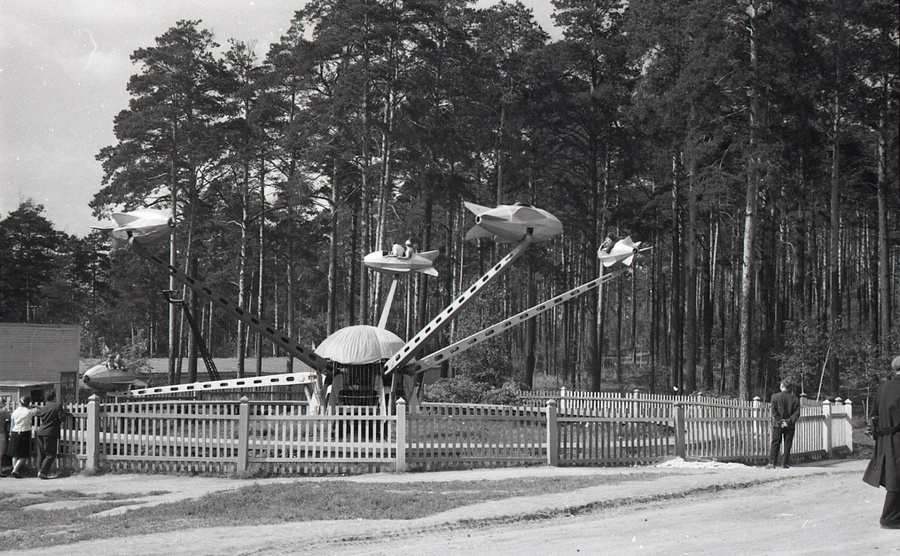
0, 403, 10, 476
36, 390, 70, 480
863, 355, 900, 529
767, 381, 801, 469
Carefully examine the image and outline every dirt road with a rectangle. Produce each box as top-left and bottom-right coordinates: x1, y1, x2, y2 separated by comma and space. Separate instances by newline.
4, 459, 896, 555
318, 462, 897, 555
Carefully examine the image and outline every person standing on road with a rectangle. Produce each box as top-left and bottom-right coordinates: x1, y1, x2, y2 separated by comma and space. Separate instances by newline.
8, 396, 39, 478
767, 382, 801, 469
863, 355, 900, 529
36, 390, 71, 480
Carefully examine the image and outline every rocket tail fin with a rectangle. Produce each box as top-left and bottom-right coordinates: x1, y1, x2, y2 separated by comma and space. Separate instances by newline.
463, 201, 491, 216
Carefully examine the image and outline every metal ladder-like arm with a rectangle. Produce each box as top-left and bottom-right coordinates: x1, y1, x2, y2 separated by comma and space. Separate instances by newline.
411, 267, 630, 373
130, 240, 326, 372
128, 372, 315, 398
383, 235, 533, 376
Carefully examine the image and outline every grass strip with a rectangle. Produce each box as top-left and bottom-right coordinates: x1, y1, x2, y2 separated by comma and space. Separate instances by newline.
0, 472, 671, 549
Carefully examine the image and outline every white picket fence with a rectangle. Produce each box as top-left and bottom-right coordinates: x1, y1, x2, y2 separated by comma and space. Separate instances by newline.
59, 397, 401, 475
53, 391, 853, 475
526, 388, 852, 464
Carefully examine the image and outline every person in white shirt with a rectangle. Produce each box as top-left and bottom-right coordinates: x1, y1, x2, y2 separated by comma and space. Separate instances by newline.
8, 397, 39, 478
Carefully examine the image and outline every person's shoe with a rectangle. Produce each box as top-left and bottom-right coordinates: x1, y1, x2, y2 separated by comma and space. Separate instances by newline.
782, 465, 791, 469
765, 464, 775, 469
11, 471, 21, 478
38, 473, 48, 480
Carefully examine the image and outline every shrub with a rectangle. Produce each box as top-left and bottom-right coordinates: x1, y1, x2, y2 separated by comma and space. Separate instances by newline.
423, 376, 523, 405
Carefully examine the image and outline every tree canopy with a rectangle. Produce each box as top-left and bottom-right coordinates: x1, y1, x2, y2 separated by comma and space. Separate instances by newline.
3, 0, 898, 402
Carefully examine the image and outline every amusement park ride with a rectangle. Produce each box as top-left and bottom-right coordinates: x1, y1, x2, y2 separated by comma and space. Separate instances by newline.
82, 202, 649, 413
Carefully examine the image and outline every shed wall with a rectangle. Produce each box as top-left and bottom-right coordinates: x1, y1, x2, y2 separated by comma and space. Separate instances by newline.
0, 323, 80, 382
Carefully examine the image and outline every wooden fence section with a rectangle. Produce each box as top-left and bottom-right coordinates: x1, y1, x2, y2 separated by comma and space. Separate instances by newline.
793, 404, 826, 456
98, 400, 241, 474
822, 399, 853, 455
247, 403, 398, 474
556, 403, 674, 465
406, 402, 546, 470
54, 393, 853, 475
58, 404, 89, 471
522, 388, 757, 412
681, 402, 769, 461
60, 397, 402, 475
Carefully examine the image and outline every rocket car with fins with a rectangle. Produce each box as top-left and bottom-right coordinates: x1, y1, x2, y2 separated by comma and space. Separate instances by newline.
464, 202, 563, 243
81, 362, 148, 394
92, 209, 173, 248
363, 249, 440, 276
597, 236, 649, 268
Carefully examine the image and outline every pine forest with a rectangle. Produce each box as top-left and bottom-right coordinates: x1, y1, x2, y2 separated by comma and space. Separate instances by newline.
1, 0, 898, 403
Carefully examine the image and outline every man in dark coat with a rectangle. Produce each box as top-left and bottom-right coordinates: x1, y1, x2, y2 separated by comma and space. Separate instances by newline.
36, 390, 70, 480
767, 381, 801, 469
863, 355, 900, 529
0, 403, 10, 476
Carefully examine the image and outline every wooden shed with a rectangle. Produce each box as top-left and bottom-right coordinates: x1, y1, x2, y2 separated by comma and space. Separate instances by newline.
0, 323, 80, 402
0, 380, 58, 409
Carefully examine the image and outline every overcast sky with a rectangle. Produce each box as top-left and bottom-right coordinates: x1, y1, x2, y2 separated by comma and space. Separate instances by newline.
0, 1, 557, 238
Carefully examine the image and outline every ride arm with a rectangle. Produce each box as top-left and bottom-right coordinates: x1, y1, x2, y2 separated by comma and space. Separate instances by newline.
411, 267, 630, 374
127, 372, 316, 398
130, 240, 326, 372
383, 234, 534, 376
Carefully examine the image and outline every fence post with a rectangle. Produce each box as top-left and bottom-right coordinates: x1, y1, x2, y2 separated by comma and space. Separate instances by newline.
674, 402, 686, 459
559, 387, 567, 414
85, 394, 100, 471
822, 399, 833, 457
844, 399, 853, 452
236, 397, 250, 474
396, 398, 407, 472
546, 399, 558, 466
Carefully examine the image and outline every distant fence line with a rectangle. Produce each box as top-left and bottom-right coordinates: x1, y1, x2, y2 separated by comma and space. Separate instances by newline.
53, 391, 852, 475
520, 388, 767, 410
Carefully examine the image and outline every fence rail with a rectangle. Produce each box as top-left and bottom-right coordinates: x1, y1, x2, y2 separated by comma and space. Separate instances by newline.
51, 392, 852, 476
406, 402, 546, 470
557, 403, 674, 465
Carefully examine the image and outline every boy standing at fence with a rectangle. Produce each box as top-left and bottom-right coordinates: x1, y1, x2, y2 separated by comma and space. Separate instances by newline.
863, 355, 900, 529
767, 382, 800, 469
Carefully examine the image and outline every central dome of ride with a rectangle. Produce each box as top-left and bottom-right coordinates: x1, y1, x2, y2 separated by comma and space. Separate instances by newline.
315, 325, 405, 365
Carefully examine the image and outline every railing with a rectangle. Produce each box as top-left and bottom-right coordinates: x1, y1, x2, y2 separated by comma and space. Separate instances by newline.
247, 403, 398, 474
406, 402, 546, 470
681, 401, 769, 461
60, 396, 402, 475
522, 388, 758, 411
556, 402, 674, 465
525, 389, 853, 462
54, 392, 853, 475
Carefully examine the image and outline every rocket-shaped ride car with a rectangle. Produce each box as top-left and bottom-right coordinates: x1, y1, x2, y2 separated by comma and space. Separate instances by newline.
92, 209, 173, 248
363, 248, 440, 276
463, 202, 563, 243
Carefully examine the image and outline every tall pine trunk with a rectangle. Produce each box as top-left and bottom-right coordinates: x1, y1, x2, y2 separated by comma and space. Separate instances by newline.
739, 2, 763, 400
